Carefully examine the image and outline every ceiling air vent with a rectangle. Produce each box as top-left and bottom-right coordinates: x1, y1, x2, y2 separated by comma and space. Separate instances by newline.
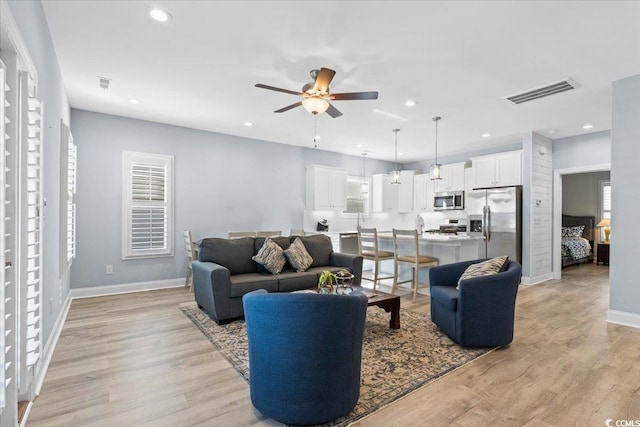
505, 78, 578, 105
97, 76, 111, 90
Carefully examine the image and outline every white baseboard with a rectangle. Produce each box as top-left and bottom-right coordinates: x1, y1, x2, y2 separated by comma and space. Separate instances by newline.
70, 278, 184, 299
520, 273, 553, 285
607, 309, 640, 329
35, 292, 72, 395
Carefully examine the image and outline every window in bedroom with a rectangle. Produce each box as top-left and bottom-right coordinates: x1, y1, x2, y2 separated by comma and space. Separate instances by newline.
600, 180, 611, 240
122, 151, 174, 259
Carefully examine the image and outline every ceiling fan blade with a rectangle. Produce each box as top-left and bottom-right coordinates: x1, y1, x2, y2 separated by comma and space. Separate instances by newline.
313, 67, 336, 93
274, 101, 302, 113
326, 103, 343, 118
255, 83, 303, 96
331, 91, 379, 101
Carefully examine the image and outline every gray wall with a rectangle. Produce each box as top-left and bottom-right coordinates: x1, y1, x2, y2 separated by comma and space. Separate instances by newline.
70, 109, 395, 288
7, 0, 71, 344
610, 74, 640, 316
553, 130, 611, 169
562, 171, 610, 220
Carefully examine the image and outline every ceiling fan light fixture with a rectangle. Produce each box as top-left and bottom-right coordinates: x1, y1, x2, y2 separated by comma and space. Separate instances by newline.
302, 97, 330, 115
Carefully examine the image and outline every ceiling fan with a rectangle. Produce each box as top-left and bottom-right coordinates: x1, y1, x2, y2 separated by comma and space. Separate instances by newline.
255, 67, 378, 118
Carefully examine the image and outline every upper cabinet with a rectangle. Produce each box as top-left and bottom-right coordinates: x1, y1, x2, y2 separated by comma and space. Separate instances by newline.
434, 162, 466, 193
371, 170, 416, 213
471, 150, 522, 188
413, 174, 435, 212
305, 165, 347, 210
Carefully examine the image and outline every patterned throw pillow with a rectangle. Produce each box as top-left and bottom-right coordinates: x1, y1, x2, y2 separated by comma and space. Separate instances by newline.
284, 237, 314, 272
252, 237, 286, 274
561, 225, 584, 238
457, 256, 509, 290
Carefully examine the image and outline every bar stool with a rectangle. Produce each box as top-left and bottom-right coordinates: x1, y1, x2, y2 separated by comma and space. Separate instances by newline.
357, 227, 394, 289
392, 229, 439, 301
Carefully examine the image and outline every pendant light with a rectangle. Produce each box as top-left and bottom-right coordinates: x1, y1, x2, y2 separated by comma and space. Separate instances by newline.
391, 128, 401, 184
430, 116, 443, 180
360, 152, 368, 195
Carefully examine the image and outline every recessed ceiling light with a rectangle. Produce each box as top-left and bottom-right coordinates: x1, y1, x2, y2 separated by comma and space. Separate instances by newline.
481, 133, 491, 138
398, 152, 404, 156
583, 123, 594, 129
149, 8, 171, 22
356, 144, 363, 148
404, 100, 416, 107
244, 121, 253, 127
314, 135, 321, 141
549, 129, 557, 134
127, 98, 140, 104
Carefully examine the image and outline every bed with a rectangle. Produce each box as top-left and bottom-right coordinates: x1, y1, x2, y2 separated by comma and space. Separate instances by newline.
561, 214, 595, 268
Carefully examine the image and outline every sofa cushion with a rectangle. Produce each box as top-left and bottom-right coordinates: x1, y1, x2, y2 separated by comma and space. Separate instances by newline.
199, 237, 257, 275
255, 237, 292, 273
431, 285, 459, 311
284, 238, 314, 272
297, 234, 333, 268
457, 256, 509, 289
230, 273, 279, 297
276, 271, 318, 292
252, 238, 287, 274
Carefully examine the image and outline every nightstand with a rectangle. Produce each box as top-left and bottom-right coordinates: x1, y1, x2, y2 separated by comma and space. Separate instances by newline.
597, 243, 610, 265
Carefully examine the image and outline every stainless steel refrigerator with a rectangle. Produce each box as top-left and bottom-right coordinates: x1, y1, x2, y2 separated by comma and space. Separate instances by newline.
466, 186, 522, 263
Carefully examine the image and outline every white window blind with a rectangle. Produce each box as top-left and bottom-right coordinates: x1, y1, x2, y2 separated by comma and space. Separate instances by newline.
122, 152, 173, 259
59, 121, 76, 276
0, 57, 9, 414
0, 57, 16, 418
20, 72, 42, 386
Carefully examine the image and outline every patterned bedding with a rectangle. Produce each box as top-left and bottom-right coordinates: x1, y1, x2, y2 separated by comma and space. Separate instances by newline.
561, 237, 592, 260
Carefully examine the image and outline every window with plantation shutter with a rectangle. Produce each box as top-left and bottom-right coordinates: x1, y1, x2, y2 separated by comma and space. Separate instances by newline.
122, 152, 173, 259
600, 181, 611, 240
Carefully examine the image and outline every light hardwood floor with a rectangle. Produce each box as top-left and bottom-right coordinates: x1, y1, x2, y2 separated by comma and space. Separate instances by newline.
28, 264, 639, 426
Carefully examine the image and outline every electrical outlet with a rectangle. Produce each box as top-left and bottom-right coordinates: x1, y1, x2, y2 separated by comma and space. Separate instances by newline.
106, 265, 113, 275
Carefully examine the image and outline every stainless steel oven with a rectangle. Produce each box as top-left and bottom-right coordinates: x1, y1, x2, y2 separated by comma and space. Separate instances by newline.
433, 191, 464, 210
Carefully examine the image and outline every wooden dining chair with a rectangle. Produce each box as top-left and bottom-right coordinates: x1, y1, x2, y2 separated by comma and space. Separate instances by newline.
183, 230, 198, 292
392, 229, 439, 301
357, 227, 394, 289
228, 231, 257, 239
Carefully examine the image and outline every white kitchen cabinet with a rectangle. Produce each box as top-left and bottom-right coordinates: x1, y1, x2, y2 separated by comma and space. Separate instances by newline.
413, 174, 435, 212
372, 171, 416, 213
371, 174, 396, 213
305, 165, 347, 210
397, 170, 417, 213
471, 150, 522, 188
434, 162, 466, 192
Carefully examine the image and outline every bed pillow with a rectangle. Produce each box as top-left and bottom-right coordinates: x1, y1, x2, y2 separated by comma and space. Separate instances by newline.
561, 225, 584, 238
252, 237, 286, 274
284, 238, 314, 272
457, 256, 509, 290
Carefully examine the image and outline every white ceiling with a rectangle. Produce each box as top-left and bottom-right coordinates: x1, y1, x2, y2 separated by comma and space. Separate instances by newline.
41, 1, 640, 162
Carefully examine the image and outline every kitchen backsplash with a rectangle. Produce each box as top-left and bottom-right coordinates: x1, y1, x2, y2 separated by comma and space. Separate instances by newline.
303, 209, 470, 233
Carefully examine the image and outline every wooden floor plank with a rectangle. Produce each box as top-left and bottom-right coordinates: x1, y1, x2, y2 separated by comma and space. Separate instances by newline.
27, 265, 640, 426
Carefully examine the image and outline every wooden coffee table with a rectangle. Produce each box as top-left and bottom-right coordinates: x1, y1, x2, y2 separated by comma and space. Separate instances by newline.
351, 286, 401, 329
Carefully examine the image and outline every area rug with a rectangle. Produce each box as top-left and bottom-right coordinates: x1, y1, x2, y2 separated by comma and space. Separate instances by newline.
180, 303, 493, 426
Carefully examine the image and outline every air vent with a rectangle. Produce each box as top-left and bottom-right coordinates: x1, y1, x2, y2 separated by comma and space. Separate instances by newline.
505, 78, 578, 105
97, 76, 112, 90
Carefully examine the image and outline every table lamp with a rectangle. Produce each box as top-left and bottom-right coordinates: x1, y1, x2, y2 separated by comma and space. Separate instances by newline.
597, 219, 611, 243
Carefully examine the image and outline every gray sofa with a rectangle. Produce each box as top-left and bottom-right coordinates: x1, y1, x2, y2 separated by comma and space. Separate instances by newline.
192, 234, 363, 324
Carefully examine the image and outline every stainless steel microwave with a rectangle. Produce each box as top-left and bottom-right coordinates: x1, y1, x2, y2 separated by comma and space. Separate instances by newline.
434, 191, 464, 210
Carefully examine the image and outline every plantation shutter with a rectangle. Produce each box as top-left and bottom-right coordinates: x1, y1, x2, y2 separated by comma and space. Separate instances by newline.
21, 71, 42, 388
122, 152, 173, 259
602, 183, 611, 220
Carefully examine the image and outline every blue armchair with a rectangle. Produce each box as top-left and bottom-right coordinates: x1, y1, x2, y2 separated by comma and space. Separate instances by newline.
429, 258, 522, 347
242, 290, 368, 426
